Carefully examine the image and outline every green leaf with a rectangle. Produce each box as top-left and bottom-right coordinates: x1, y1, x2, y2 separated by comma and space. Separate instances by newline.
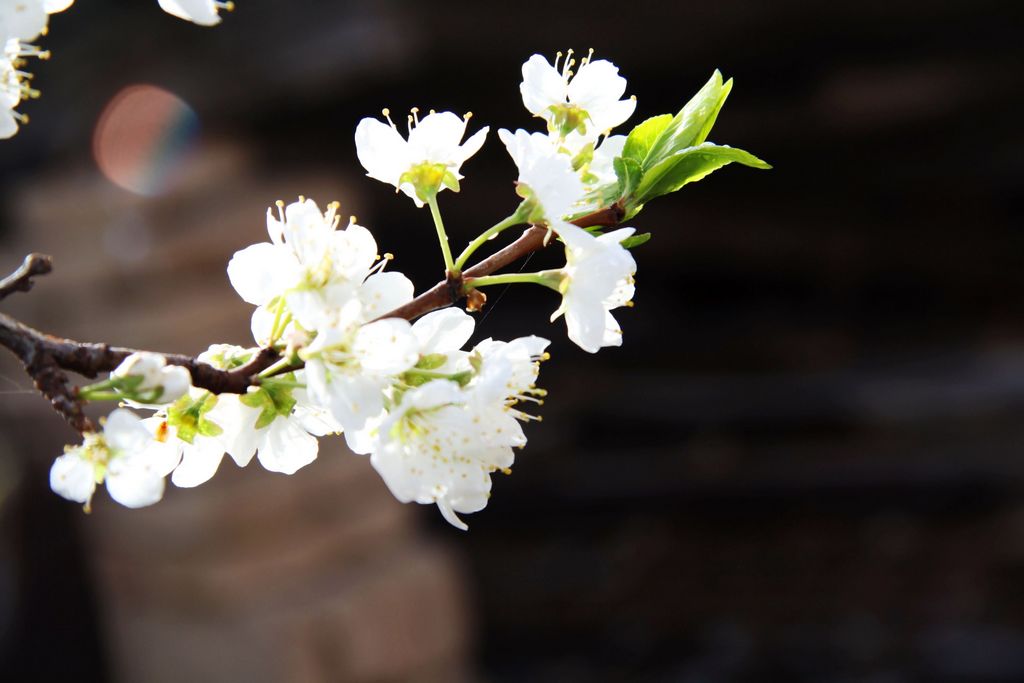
613, 156, 643, 200
621, 114, 673, 165
620, 232, 652, 249
645, 70, 733, 166
628, 143, 771, 215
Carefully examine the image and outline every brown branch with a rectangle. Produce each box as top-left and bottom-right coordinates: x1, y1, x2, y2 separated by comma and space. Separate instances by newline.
0, 203, 624, 432
0, 253, 52, 301
374, 203, 625, 322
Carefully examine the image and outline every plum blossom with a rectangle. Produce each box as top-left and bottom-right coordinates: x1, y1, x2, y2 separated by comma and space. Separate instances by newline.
1, 38, 50, 139
355, 109, 488, 206
158, 0, 234, 26
228, 197, 413, 332
301, 300, 419, 433
369, 380, 509, 531
165, 346, 342, 487
550, 224, 637, 353
49, 409, 180, 510
111, 351, 191, 404
520, 50, 636, 147
498, 127, 585, 225
359, 309, 550, 530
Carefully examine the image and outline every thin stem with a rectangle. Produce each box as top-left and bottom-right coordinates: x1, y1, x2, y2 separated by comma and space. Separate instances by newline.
467, 272, 561, 290
427, 195, 456, 274
453, 208, 526, 272
258, 355, 297, 378
267, 297, 288, 345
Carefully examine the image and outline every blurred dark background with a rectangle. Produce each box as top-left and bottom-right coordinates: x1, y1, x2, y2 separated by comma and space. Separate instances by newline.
1, 0, 1024, 681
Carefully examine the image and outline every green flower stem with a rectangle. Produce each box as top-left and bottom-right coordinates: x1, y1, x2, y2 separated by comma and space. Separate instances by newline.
257, 356, 298, 379
466, 272, 562, 290
76, 389, 122, 402
267, 297, 289, 345
453, 206, 529, 272
427, 195, 456, 274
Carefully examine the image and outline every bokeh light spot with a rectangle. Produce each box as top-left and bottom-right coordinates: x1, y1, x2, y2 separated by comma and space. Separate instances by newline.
92, 84, 200, 196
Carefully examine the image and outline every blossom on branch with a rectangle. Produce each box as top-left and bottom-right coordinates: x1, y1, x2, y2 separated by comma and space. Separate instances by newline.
49, 409, 180, 510
550, 224, 637, 353
355, 109, 488, 207
520, 50, 635, 150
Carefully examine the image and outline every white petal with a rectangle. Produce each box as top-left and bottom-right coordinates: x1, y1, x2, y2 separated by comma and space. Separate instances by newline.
171, 438, 225, 488
44, 0, 75, 13
411, 308, 475, 354
567, 59, 627, 112
330, 222, 379, 280
564, 298, 607, 353
436, 497, 469, 531
49, 453, 95, 504
357, 271, 414, 321
0, 1, 48, 41
227, 243, 297, 306
256, 420, 319, 474
205, 395, 260, 467
353, 318, 418, 374
355, 117, 410, 186
157, 0, 221, 26
103, 408, 151, 453
105, 466, 165, 508
520, 54, 567, 116
455, 126, 489, 168
407, 111, 467, 162
0, 110, 18, 140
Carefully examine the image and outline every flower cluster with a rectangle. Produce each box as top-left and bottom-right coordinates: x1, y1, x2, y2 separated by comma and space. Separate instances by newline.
47, 51, 768, 529
0, 0, 233, 139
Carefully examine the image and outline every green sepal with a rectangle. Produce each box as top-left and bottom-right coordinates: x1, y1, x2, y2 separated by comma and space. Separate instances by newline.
416, 353, 449, 371
242, 375, 299, 430
450, 370, 473, 387
441, 170, 461, 193
620, 232, 652, 249
626, 143, 771, 216
167, 392, 220, 445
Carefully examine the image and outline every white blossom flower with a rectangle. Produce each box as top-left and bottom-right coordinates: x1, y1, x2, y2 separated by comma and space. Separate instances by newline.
111, 351, 191, 404
342, 307, 476, 455
355, 109, 488, 207
167, 346, 341, 487
587, 134, 626, 187
49, 408, 180, 510
370, 380, 511, 531
301, 300, 419, 433
498, 128, 585, 225
228, 197, 413, 332
550, 224, 637, 353
520, 50, 636, 145
359, 309, 550, 530
157, 0, 233, 26
1, 38, 49, 140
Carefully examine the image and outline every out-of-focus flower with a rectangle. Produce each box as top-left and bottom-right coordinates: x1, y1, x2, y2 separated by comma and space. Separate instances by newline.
157, 0, 234, 27
50, 409, 180, 510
